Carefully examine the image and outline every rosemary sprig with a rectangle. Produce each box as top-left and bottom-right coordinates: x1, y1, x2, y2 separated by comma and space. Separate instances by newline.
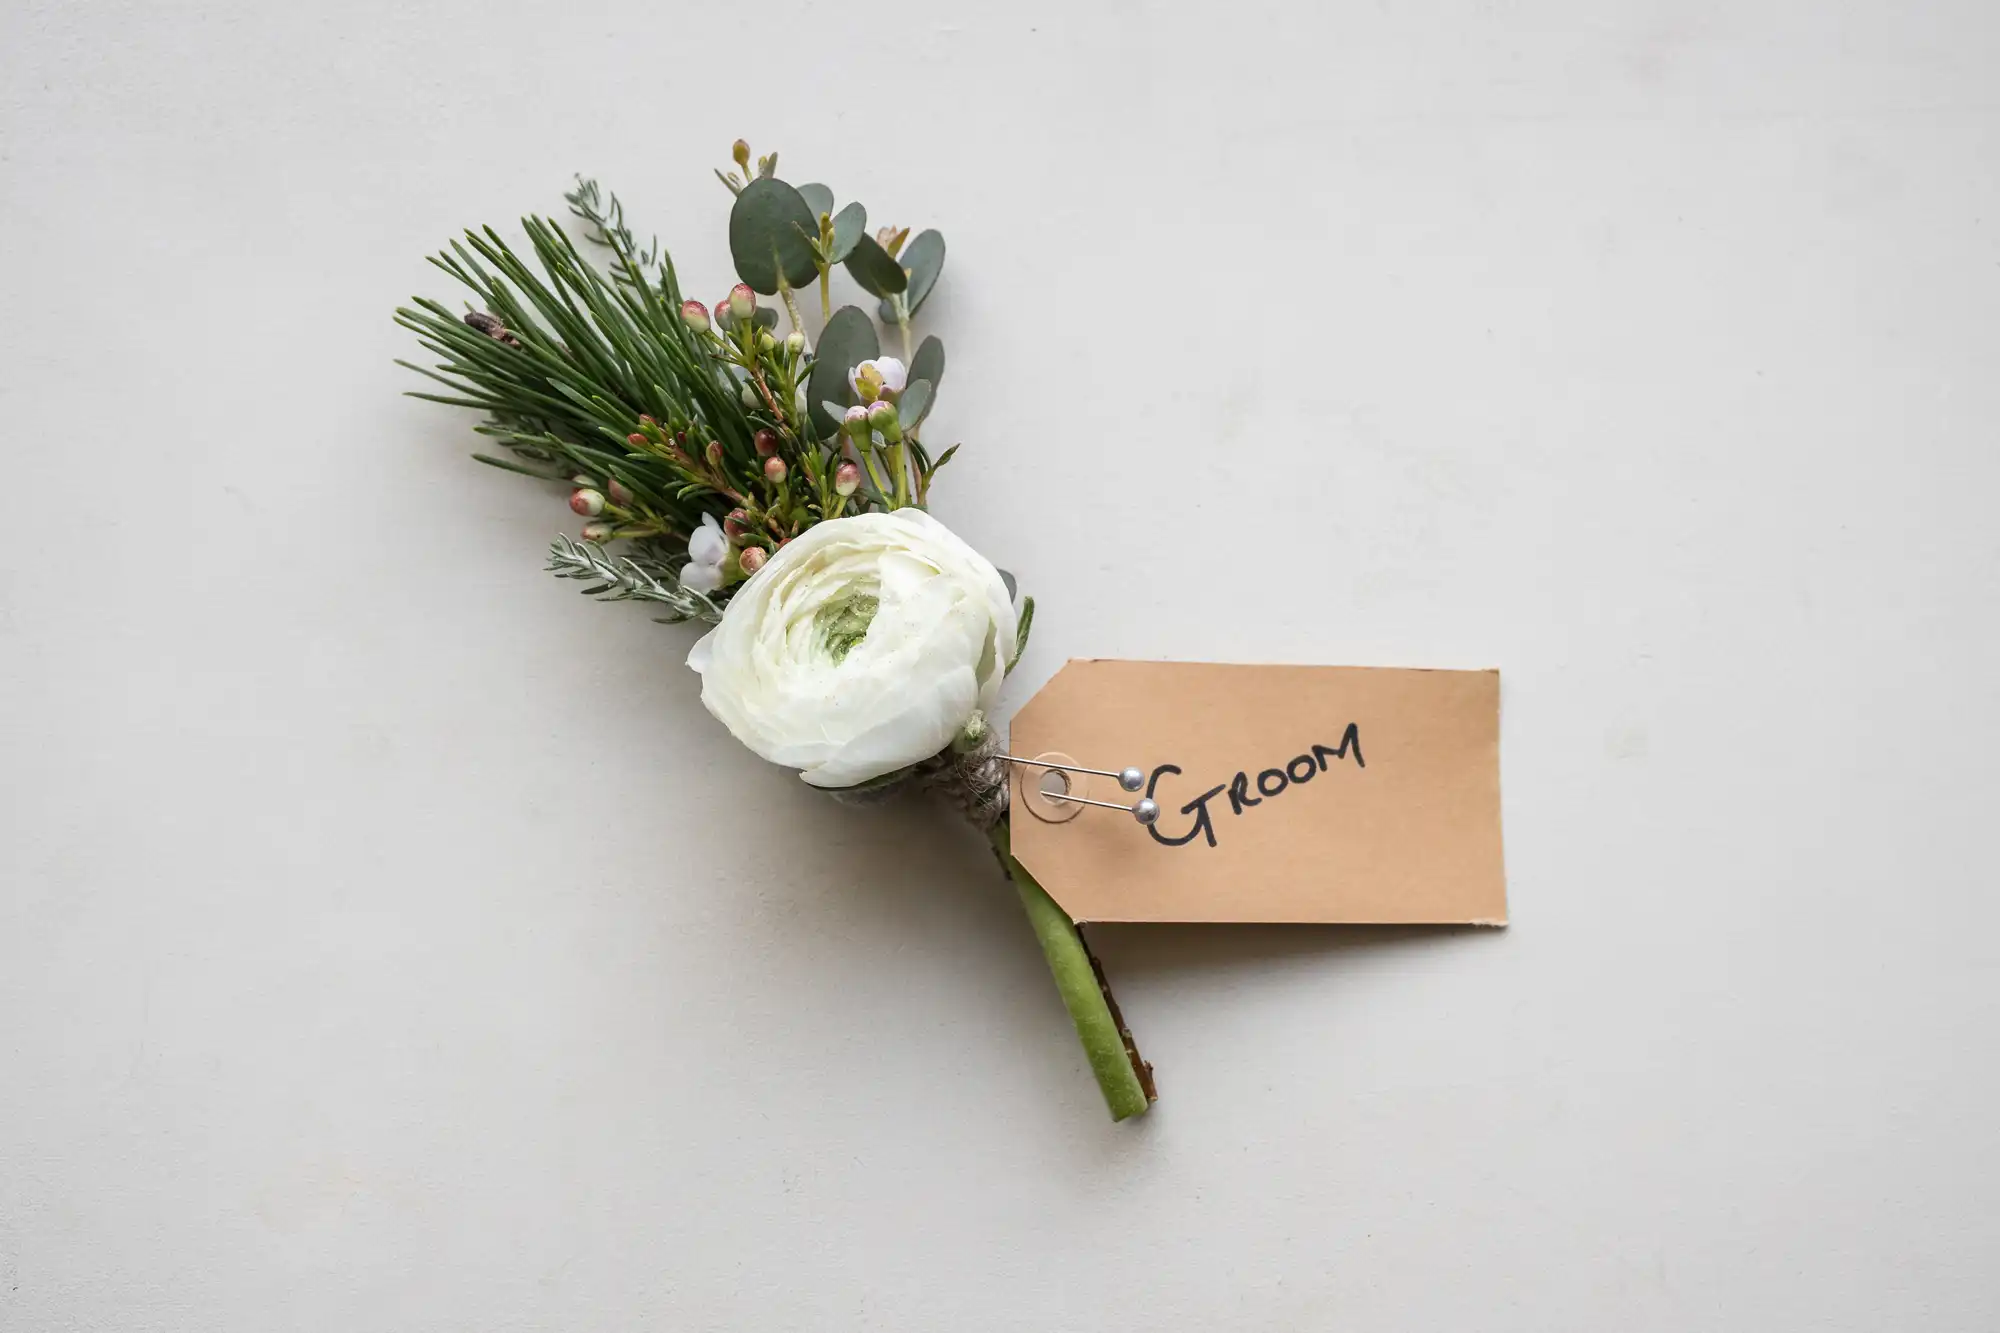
546, 535, 721, 624
563, 178, 660, 293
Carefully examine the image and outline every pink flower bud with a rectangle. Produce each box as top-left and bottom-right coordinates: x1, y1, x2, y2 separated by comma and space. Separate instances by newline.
724, 508, 748, 538
627, 432, 648, 447
753, 428, 779, 457
763, 456, 787, 483
842, 403, 872, 438
834, 460, 861, 497
728, 284, 756, 320
569, 488, 606, 517
606, 479, 634, 507
866, 399, 901, 443
679, 300, 710, 332
580, 520, 614, 543
739, 545, 768, 574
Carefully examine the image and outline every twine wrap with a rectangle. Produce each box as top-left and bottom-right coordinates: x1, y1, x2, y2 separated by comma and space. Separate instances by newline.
821, 731, 1011, 831
922, 733, 1011, 831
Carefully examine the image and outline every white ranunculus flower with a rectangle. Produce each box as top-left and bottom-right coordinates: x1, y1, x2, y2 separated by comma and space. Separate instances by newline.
687, 509, 1017, 788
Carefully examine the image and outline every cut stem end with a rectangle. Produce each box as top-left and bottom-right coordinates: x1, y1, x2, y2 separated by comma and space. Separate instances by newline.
990, 820, 1155, 1121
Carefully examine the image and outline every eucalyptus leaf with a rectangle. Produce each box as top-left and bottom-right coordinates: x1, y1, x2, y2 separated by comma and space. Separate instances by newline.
807, 306, 880, 434
753, 307, 779, 331
1010, 595, 1035, 672
899, 378, 934, 430
908, 335, 945, 395
728, 178, 820, 295
843, 232, 908, 298
877, 229, 944, 322
830, 201, 867, 262
797, 182, 834, 218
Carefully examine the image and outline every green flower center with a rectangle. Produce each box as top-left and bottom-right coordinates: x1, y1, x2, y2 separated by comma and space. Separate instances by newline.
815, 593, 879, 664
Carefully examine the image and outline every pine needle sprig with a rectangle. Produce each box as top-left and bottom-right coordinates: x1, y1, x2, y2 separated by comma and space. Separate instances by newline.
394, 203, 758, 538
398, 174, 901, 622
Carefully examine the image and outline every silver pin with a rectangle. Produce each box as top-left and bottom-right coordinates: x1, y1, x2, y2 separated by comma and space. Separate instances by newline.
997, 755, 1146, 792
998, 754, 1157, 824
1044, 790, 1161, 825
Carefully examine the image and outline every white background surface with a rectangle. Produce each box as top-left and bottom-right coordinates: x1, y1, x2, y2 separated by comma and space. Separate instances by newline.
4, 2, 1997, 1328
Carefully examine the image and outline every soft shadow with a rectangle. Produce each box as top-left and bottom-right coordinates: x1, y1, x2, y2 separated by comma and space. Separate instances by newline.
1084, 919, 1501, 985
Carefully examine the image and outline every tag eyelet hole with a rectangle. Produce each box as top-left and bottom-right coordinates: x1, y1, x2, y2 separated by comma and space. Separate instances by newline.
1019, 750, 1087, 824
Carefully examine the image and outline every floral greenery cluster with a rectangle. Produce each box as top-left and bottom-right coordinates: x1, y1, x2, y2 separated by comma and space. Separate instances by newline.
393, 148, 1147, 1122
394, 141, 991, 630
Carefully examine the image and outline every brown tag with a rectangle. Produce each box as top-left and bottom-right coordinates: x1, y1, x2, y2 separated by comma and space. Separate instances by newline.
1008, 660, 1507, 925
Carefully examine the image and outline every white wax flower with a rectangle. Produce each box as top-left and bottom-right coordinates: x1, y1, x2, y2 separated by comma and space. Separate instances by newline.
688, 514, 727, 565
680, 560, 724, 594
682, 514, 728, 594
687, 510, 1017, 788
847, 356, 907, 399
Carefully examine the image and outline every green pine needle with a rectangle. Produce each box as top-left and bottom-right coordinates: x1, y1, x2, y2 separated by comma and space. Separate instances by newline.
395, 181, 756, 539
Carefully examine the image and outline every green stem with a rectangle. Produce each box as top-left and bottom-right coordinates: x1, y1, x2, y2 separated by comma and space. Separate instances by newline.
861, 445, 894, 502
988, 820, 1154, 1122
779, 281, 805, 336
892, 294, 913, 363
818, 264, 831, 322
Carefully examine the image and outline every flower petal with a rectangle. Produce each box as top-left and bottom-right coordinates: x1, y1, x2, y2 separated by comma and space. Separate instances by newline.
688, 521, 728, 567
686, 508, 1017, 787
681, 560, 724, 593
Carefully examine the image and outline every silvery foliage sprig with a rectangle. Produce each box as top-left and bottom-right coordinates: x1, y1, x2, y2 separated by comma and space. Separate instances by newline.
546, 535, 721, 625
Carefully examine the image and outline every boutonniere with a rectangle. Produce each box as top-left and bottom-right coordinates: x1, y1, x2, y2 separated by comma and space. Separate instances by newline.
398, 144, 1154, 1120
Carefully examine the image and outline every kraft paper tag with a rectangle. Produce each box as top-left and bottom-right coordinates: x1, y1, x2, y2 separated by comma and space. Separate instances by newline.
1008, 660, 1507, 925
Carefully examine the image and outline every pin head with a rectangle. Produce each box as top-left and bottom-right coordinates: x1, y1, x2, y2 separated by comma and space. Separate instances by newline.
1118, 766, 1145, 792
1133, 797, 1160, 825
